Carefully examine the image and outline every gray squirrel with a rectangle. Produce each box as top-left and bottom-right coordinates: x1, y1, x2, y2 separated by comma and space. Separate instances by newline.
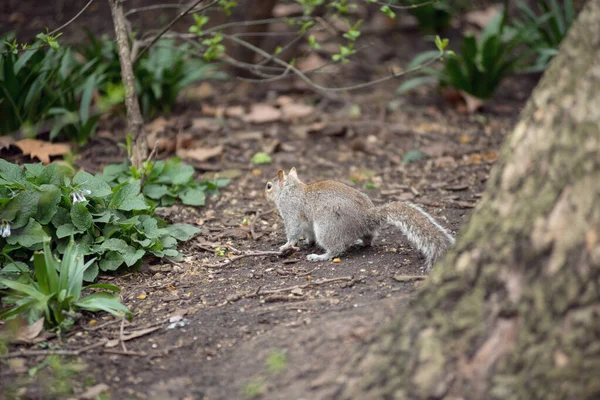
265, 168, 455, 271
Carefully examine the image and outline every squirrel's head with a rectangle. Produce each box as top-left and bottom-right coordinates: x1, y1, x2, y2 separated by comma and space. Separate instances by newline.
265, 167, 301, 203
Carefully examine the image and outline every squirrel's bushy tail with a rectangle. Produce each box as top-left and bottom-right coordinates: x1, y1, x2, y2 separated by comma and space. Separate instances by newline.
369, 202, 455, 271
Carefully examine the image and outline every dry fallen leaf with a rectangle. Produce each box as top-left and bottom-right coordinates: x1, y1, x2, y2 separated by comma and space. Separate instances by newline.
465, 6, 501, 29
461, 91, 485, 114
0, 135, 15, 151
225, 105, 245, 118
15, 139, 70, 164
15, 318, 45, 343
80, 383, 110, 400
243, 104, 282, 124
177, 145, 224, 162
191, 118, 222, 132
281, 103, 315, 121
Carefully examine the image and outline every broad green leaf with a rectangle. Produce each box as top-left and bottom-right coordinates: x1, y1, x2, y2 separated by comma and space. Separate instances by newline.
123, 248, 145, 267
180, 187, 206, 206
164, 223, 200, 241
56, 223, 80, 239
51, 207, 71, 229
142, 184, 169, 200
73, 170, 112, 198
100, 238, 130, 253
75, 292, 131, 318
0, 158, 26, 182
71, 202, 93, 231
83, 262, 99, 282
85, 283, 120, 292
98, 251, 124, 271
0, 262, 29, 274
3, 190, 41, 228
36, 184, 61, 224
109, 181, 149, 211
6, 218, 49, 247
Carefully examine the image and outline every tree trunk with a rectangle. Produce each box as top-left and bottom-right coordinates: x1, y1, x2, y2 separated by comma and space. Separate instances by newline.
108, 0, 147, 170
340, 1, 600, 399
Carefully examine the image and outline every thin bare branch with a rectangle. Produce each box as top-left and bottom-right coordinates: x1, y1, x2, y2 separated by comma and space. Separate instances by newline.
222, 33, 443, 92
48, 0, 95, 36
134, 0, 218, 63
363, 0, 439, 10
125, 3, 184, 17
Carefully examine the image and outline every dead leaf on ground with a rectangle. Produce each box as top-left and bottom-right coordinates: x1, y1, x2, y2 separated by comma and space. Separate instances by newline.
176, 132, 194, 150
0, 136, 15, 150
14, 139, 70, 164
146, 117, 175, 153
191, 118, 222, 132
275, 95, 295, 107
243, 104, 282, 124
465, 6, 501, 29
177, 145, 223, 162
297, 53, 327, 72
461, 91, 485, 113
225, 106, 245, 118
80, 383, 110, 400
281, 103, 315, 121
15, 318, 45, 343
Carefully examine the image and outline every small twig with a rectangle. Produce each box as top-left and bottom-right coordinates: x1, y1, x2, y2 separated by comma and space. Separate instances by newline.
140, 141, 158, 188
119, 317, 128, 353
222, 33, 443, 92
134, 0, 218, 63
362, 0, 438, 10
82, 319, 122, 331
204, 250, 283, 268
1, 339, 108, 358
249, 207, 276, 240
252, 276, 354, 297
103, 349, 148, 356
393, 275, 427, 282
125, 3, 184, 17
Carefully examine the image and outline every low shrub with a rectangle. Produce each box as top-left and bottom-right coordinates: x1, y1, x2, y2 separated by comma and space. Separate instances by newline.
0, 159, 200, 283
0, 239, 130, 331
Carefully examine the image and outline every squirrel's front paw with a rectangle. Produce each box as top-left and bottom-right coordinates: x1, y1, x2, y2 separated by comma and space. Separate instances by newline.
279, 243, 299, 254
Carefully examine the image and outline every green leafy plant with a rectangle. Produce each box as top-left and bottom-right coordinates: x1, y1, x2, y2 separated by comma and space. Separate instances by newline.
79, 32, 226, 117
512, 0, 575, 71
0, 159, 200, 282
0, 34, 103, 144
398, 12, 531, 100
100, 157, 229, 207
0, 239, 130, 331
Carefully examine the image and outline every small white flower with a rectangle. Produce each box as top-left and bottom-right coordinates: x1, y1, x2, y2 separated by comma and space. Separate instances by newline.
1, 223, 10, 238
82, 189, 92, 195
77, 192, 87, 202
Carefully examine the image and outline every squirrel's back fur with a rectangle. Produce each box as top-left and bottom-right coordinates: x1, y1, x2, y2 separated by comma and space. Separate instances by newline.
266, 168, 455, 271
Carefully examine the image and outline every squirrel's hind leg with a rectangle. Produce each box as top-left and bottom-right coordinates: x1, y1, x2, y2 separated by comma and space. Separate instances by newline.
306, 252, 333, 262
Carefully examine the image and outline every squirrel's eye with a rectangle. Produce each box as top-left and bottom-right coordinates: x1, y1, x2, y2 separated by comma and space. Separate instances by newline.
266, 183, 272, 190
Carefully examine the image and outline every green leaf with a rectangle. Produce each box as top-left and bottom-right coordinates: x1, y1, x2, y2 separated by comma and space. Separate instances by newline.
1, 262, 29, 274
122, 248, 145, 267
2, 190, 41, 228
100, 238, 130, 253
0, 158, 26, 182
56, 223, 79, 239
85, 283, 120, 292
179, 186, 206, 206
98, 252, 124, 271
71, 202, 93, 231
251, 152, 272, 165
402, 150, 429, 165
165, 223, 200, 241
142, 184, 169, 200
109, 181, 149, 211
74, 292, 131, 319
73, 171, 112, 198
52, 207, 71, 229
36, 185, 61, 224
6, 218, 49, 248
83, 263, 99, 282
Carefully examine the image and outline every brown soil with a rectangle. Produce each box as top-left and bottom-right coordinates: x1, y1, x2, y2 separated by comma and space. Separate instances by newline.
0, 4, 539, 399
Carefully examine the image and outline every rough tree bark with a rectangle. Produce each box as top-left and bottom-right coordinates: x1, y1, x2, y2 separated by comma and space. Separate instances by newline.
338, 1, 600, 399
108, 0, 147, 170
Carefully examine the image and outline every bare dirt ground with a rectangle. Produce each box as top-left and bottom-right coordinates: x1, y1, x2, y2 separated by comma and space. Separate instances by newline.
0, 5, 539, 399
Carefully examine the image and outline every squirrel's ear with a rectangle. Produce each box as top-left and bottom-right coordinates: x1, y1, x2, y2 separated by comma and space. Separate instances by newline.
277, 169, 285, 187
289, 167, 298, 179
